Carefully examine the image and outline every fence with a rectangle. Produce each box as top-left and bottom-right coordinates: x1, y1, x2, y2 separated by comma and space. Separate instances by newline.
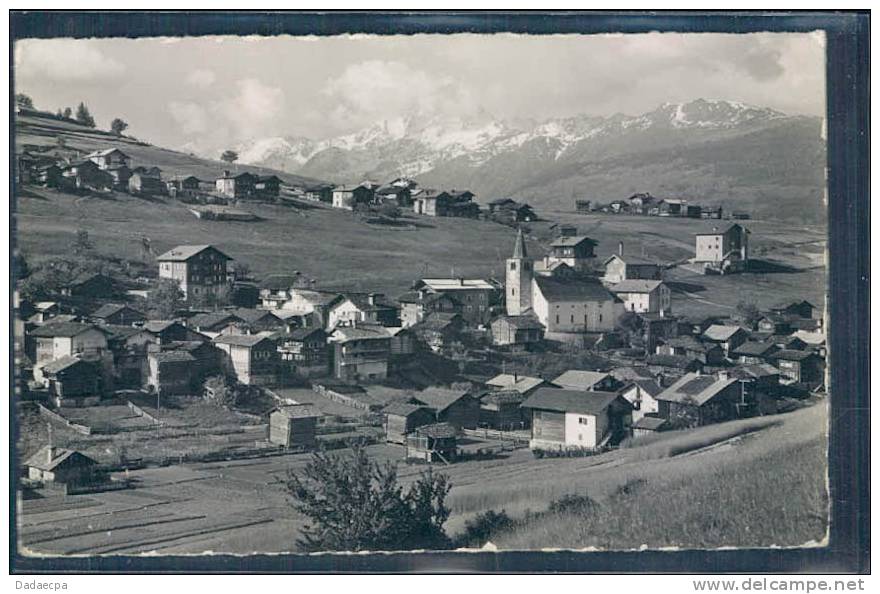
312, 384, 382, 412
37, 403, 92, 435
126, 400, 163, 425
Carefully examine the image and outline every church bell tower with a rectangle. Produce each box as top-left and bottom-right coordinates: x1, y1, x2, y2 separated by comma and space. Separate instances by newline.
506, 228, 533, 316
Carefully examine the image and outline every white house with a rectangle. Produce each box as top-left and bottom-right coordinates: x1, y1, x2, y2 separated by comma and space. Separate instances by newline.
609, 279, 671, 314
521, 388, 633, 451
619, 379, 663, 422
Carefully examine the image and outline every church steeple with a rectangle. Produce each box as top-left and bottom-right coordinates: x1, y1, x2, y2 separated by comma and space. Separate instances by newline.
506, 228, 533, 316
512, 227, 528, 259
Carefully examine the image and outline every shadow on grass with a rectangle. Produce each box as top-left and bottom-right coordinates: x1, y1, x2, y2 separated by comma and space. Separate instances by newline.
667, 280, 707, 294
18, 187, 49, 200
747, 259, 803, 274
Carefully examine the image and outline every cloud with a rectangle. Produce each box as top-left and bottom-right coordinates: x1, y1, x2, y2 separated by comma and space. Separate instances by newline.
187, 68, 216, 88
218, 78, 284, 132
14, 39, 125, 81
322, 60, 475, 130
168, 100, 210, 135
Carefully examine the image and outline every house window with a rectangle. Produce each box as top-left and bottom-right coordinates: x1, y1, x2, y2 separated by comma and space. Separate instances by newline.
510, 262, 516, 270
578, 417, 589, 425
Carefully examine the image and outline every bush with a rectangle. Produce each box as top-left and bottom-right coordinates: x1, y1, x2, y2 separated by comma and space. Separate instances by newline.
287, 443, 452, 552
456, 510, 516, 548
547, 494, 600, 516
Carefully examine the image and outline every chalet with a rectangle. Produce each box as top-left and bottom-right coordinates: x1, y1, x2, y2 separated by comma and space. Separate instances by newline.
609, 199, 629, 214
303, 183, 334, 203
603, 251, 663, 284
215, 171, 257, 199
632, 416, 669, 438
327, 293, 400, 328
146, 350, 196, 395
445, 190, 480, 218
411, 387, 480, 430
86, 148, 131, 170
60, 272, 117, 299
479, 390, 528, 430
332, 184, 374, 210
61, 160, 113, 192
170, 175, 207, 193
686, 205, 703, 219
485, 373, 548, 398
702, 324, 749, 355
542, 236, 597, 272
728, 363, 782, 394
106, 165, 132, 190
768, 334, 809, 351
654, 372, 744, 426
31, 322, 109, 369
486, 198, 537, 222
263, 287, 343, 328
258, 273, 314, 307
769, 350, 825, 386
632, 311, 682, 353
619, 379, 663, 423
658, 198, 686, 216
36, 164, 62, 187
410, 312, 466, 353
772, 300, 819, 321
35, 356, 103, 407
230, 308, 286, 334
156, 244, 233, 301
104, 324, 156, 388
397, 290, 459, 328
406, 423, 458, 463
28, 301, 61, 324
522, 388, 633, 451
656, 337, 725, 365
375, 185, 413, 207
490, 314, 545, 348
129, 172, 168, 196
413, 189, 452, 216
386, 326, 417, 359
186, 311, 243, 337
26, 446, 99, 486
254, 175, 282, 198
574, 199, 592, 213
413, 278, 496, 326
732, 340, 780, 365
213, 334, 278, 386
383, 402, 436, 444
328, 325, 392, 382
131, 165, 162, 179
142, 320, 208, 345
269, 404, 319, 448
551, 369, 616, 392
609, 280, 671, 314
90, 303, 145, 326
628, 192, 657, 213
694, 224, 750, 274
274, 327, 330, 379
757, 314, 793, 335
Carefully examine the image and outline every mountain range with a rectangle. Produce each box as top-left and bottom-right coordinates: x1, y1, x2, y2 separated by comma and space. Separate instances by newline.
234, 99, 827, 223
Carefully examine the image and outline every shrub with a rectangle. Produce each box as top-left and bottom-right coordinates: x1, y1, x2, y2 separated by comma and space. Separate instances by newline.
456, 510, 516, 548
547, 494, 600, 516
287, 443, 452, 552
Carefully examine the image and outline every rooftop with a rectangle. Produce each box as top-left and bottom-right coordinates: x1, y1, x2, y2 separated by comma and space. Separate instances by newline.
411, 387, 471, 413
419, 278, 495, 291
213, 334, 274, 348
31, 322, 102, 338
610, 279, 665, 294
274, 404, 320, 419
25, 446, 97, 472
414, 423, 457, 439
550, 235, 597, 248
655, 373, 739, 406
552, 369, 611, 391
702, 324, 746, 341
156, 244, 231, 262
486, 374, 545, 394
534, 276, 620, 303
522, 388, 626, 416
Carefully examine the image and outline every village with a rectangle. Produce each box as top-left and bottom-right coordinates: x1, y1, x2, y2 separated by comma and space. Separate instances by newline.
13, 137, 828, 506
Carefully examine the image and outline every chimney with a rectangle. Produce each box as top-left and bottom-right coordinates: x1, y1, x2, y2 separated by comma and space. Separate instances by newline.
619, 241, 624, 256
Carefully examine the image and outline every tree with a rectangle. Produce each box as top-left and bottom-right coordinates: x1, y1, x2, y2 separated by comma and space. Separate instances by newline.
15, 94, 34, 109
378, 203, 402, 219
146, 278, 184, 318
202, 375, 240, 407
75, 102, 96, 128
736, 300, 761, 328
72, 229, 95, 257
110, 118, 129, 136
287, 444, 452, 552
220, 150, 239, 169
62, 107, 72, 119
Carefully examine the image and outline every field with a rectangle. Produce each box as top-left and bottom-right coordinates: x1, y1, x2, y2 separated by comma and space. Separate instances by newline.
17, 400, 827, 555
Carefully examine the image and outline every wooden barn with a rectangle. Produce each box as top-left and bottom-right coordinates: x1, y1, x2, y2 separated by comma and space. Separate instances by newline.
269, 404, 319, 448
382, 401, 436, 444
411, 387, 480, 430
479, 390, 528, 430
25, 445, 99, 486
405, 423, 457, 463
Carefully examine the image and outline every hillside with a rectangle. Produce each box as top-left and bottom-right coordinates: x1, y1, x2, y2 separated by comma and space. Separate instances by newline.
15, 111, 325, 187
236, 100, 827, 223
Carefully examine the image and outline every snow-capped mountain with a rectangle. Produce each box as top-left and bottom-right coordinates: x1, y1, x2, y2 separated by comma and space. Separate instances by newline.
234, 99, 825, 222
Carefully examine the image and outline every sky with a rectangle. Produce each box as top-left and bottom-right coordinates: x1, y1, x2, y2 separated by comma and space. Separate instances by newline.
14, 32, 826, 156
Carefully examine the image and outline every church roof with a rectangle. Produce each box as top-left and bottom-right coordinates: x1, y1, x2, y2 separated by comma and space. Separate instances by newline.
534, 276, 620, 303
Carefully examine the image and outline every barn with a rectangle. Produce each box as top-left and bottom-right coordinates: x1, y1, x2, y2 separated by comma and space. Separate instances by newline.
25, 446, 99, 486
269, 404, 319, 448
405, 423, 457, 463
382, 402, 436, 444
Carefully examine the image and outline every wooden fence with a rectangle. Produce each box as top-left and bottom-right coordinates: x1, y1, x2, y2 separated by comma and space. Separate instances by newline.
37, 403, 92, 435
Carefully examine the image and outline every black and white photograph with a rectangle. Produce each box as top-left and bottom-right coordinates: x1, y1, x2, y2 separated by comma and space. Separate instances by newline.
7, 10, 869, 575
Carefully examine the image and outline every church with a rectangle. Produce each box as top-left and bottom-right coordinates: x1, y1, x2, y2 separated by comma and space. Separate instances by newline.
502, 229, 625, 342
